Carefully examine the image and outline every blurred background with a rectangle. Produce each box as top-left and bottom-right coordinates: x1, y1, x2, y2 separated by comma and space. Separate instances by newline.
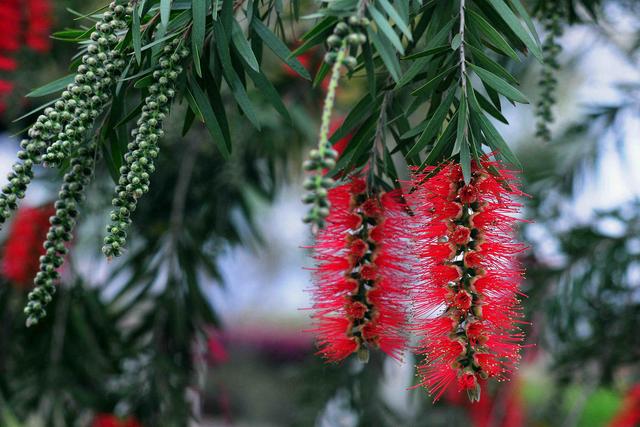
0, 0, 639, 426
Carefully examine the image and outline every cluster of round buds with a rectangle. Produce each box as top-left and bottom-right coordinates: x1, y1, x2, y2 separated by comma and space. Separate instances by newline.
302, 159, 337, 228
302, 18, 368, 230
323, 17, 368, 70
536, 1, 563, 142
102, 39, 189, 258
42, 1, 131, 167
0, 2, 131, 227
24, 143, 98, 326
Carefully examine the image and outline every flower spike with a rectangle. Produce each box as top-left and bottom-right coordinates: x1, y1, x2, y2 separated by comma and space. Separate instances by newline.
410, 159, 527, 402
309, 177, 410, 362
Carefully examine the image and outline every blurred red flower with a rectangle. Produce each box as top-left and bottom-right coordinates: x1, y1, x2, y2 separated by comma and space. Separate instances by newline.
92, 414, 142, 427
2, 205, 54, 287
609, 384, 640, 427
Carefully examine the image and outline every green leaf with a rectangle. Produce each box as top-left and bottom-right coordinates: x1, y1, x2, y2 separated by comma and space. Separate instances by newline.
369, 5, 405, 55
367, 26, 401, 82
331, 94, 379, 143
469, 63, 528, 103
421, 110, 458, 167
246, 67, 290, 123
50, 28, 92, 41
377, 0, 413, 41
26, 74, 74, 97
402, 45, 449, 60
362, 41, 376, 97
410, 64, 457, 97
251, 19, 311, 80
470, 108, 520, 166
406, 89, 456, 158
292, 16, 336, 57
451, 33, 462, 51
187, 74, 230, 158
192, 0, 206, 76
467, 43, 519, 85
231, 20, 259, 72
132, 5, 142, 64
466, 8, 519, 61
508, 0, 540, 44
160, 0, 172, 29
213, 21, 261, 129
485, 0, 543, 61
456, 97, 471, 183
473, 89, 508, 123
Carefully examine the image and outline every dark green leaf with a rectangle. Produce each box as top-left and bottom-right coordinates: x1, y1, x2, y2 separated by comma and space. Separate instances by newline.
160, 0, 172, 29
470, 63, 528, 103
231, 20, 260, 72
187, 74, 231, 158
377, 0, 413, 41
485, 0, 543, 61
251, 19, 311, 80
406, 89, 456, 157
367, 26, 401, 82
192, 0, 206, 76
26, 74, 74, 97
369, 5, 405, 54
132, 5, 142, 64
467, 8, 519, 61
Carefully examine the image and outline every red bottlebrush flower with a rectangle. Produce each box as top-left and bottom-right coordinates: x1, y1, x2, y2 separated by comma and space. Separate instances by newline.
0, 56, 17, 71
309, 177, 410, 362
92, 414, 143, 427
609, 384, 640, 427
25, 0, 53, 52
0, 0, 21, 53
410, 159, 526, 402
2, 205, 55, 287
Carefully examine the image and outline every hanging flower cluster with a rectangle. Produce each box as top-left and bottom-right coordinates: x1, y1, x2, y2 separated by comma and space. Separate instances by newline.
309, 177, 410, 362
1, 204, 54, 287
409, 160, 526, 402
308, 162, 527, 403
103, 38, 189, 258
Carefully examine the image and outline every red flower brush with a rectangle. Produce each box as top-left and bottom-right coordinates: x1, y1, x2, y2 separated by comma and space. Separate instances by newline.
309, 177, 410, 362
609, 384, 640, 427
410, 160, 526, 402
92, 414, 143, 427
2, 205, 55, 287
25, 0, 53, 52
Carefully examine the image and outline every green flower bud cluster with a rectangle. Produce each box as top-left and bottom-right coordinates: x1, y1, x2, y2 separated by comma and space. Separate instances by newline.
536, 2, 563, 142
102, 39, 188, 258
303, 18, 368, 230
0, 2, 131, 228
43, 1, 131, 167
323, 17, 368, 70
24, 143, 98, 327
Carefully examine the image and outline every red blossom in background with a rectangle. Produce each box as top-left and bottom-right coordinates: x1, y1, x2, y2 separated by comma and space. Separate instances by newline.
410, 160, 526, 402
0, 0, 53, 113
309, 177, 410, 362
609, 384, 640, 427
2, 205, 54, 287
25, 0, 53, 52
92, 414, 142, 427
